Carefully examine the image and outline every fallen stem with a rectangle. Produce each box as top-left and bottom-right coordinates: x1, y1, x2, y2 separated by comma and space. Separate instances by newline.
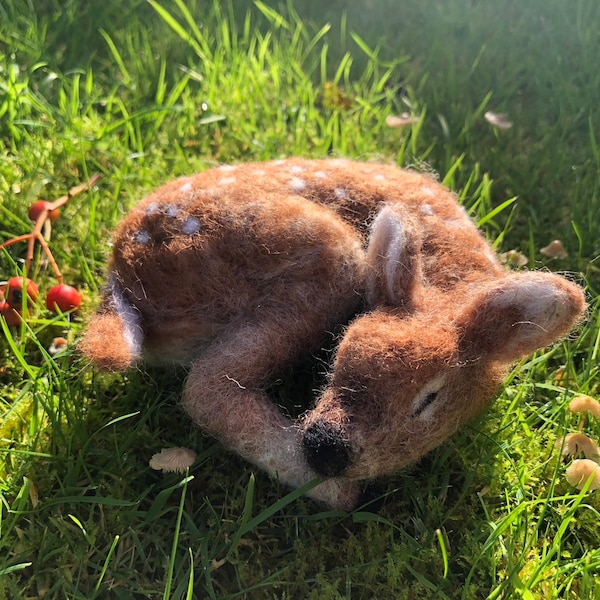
24, 173, 103, 276
33, 231, 64, 284
0, 234, 33, 251
1, 174, 102, 286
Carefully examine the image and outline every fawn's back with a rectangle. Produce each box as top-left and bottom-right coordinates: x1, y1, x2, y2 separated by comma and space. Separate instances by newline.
93, 158, 502, 364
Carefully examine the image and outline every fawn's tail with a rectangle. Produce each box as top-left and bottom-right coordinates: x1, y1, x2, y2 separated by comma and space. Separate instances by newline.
79, 279, 143, 372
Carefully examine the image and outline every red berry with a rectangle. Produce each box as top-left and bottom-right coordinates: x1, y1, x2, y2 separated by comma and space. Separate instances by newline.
0, 301, 22, 326
46, 284, 82, 313
28, 200, 60, 223
5, 277, 39, 308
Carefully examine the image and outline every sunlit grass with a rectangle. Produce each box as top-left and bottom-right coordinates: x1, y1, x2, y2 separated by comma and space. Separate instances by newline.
1, 0, 599, 597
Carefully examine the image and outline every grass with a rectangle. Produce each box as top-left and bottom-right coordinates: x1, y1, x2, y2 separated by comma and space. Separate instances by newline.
1, 0, 599, 597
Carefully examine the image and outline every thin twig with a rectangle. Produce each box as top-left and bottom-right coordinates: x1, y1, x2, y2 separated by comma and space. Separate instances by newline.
23, 174, 103, 276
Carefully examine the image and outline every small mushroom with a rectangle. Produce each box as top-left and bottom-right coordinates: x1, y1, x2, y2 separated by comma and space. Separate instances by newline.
484, 111, 513, 130
568, 395, 600, 419
500, 250, 528, 268
557, 433, 600, 460
49, 337, 68, 355
565, 459, 600, 490
149, 447, 197, 473
540, 240, 568, 259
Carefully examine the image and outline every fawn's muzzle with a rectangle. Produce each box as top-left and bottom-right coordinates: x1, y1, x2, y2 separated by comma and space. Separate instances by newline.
302, 420, 352, 477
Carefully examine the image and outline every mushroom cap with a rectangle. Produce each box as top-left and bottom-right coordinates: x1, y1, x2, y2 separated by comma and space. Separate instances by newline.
484, 111, 513, 129
540, 239, 568, 259
565, 459, 600, 490
568, 395, 600, 419
500, 250, 528, 268
149, 447, 197, 473
557, 433, 600, 460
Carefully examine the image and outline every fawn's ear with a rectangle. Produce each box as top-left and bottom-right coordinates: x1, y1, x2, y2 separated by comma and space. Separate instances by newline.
365, 205, 423, 307
457, 272, 586, 363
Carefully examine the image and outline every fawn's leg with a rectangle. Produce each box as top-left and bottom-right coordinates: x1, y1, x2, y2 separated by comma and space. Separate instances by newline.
182, 316, 361, 510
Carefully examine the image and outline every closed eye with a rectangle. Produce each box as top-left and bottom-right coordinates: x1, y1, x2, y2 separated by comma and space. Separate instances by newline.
412, 391, 439, 417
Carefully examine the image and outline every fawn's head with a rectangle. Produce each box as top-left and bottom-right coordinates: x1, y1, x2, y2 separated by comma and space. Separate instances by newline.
302, 271, 586, 480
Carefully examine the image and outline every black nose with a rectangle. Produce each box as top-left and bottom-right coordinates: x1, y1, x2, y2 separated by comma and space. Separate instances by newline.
302, 421, 352, 477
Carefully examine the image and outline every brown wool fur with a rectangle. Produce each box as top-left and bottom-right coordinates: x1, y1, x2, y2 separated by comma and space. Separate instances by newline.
80, 158, 587, 509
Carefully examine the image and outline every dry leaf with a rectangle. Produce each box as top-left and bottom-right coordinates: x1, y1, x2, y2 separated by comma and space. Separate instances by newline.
149, 447, 197, 473
484, 111, 513, 129
26, 475, 39, 508
386, 113, 420, 128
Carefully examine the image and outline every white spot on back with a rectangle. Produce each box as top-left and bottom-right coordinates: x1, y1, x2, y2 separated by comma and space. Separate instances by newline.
421, 186, 436, 198
218, 177, 236, 186
314, 170, 327, 179
289, 177, 306, 193
329, 159, 349, 168
253, 169, 266, 177
145, 203, 159, 216
165, 205, 180, 218
446, 218, 467, 229
420, 204, 435, 216
178, 181, 193, 193
334, 187, 349, 200
374, 173, 386, 181
219, 164, 237, 172
181, 216, 201, 235
134, 230, 151, 244
288, 165, 305, 174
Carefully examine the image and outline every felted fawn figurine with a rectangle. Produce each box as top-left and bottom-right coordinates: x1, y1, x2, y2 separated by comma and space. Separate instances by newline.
81, 158, 586, 510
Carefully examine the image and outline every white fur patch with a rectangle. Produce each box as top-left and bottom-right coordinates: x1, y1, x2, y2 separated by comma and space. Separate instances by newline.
420, 204, 435, 216
134, 230, 151, 244
165, 205, 180, 218
219, 164, 237, 172
218, 177, 236, 186
374, 173, 386, 181
288, 165, 305, 174
181, 216, 201, 235
334, 187, 349, 200
446, 218, 467, 229
329, 159, 348, 168
289, 177, 306, 193
484, 248, 499, 265
421, 186, 436, 198
109, 276, 143, 359
145, 203, 159, 216
178, 181, 193, 193
314, 170, 327, 179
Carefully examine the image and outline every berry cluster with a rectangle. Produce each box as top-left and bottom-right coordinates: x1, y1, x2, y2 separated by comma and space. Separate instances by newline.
0, 175, 101, 326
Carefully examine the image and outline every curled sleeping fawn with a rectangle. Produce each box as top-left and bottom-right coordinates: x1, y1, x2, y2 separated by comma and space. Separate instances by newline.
80, 158, 586, 510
